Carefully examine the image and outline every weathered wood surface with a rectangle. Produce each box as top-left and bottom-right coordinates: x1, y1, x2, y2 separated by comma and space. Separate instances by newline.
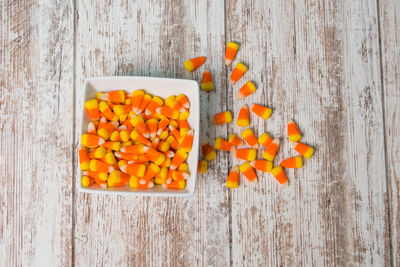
1, 0, 399, 266
379, 0, 400, 265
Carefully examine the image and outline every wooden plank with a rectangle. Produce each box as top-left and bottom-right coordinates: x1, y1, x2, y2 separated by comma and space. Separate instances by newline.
226, 0, 390, 265
379, 0, 400, 265
74, 1, 230, 266
0, 0, 74, 266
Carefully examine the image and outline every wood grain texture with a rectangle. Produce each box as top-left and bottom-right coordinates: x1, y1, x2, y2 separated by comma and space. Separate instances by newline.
379, 0, 400, 265
74, 1, 230, 266
226, 0, 389, 265
0, 0, 74, 266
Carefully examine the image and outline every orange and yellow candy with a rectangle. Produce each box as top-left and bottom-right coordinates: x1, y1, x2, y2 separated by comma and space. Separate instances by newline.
226, 165, 240, 188
280, 156, 303, 168
184, 56, 206, 72
212, 111, 232, 125
234, 148, 256, 161
250, 160, 272, 173
241, 128, 258, 147
288, 120, 302, 142
236, 82, 256, 100
237, 105, 250, 127
262, 138, 280, 161
229, 63, 247, 85
239, 162, 257, 183
251, 104, 272, 120
201, 69, 214, 91
202, 143, 217, 161
214, 137, 234, 151
271, 166, 288, 186
293, 142, 314, 159
225, 42, 239, 65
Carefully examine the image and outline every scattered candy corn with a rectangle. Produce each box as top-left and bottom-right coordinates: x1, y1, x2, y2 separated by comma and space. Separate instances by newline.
250, 160, 272, 173
293, 142, 314, 159
230, 63, 247, 84
198, 160, 208, 173
202, 143, 217, 161
280, 156, 303, 168
184, 56, 206, 72
225, 42, 239, 65
271, 166, 288, 186
212, 111, 232, 125
226, 165, 239, 188
251, 104, 272, 120
237, 105, 250, 127
201, 69, 214, 91
234, 148, 256, 161
258, 132, 273, 148
262, 139, 280, 161
288, 120, 301, 142
214, 137, 234, 151
241, 128, 258, 147
239, 162, 257, 183
236, 82, 256, 100
228, 133, 244, 147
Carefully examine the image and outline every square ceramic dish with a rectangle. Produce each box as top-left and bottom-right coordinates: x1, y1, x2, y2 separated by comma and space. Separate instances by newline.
77, 76, 200, 196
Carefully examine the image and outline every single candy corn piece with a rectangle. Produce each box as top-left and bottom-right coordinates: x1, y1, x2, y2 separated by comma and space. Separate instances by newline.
169, 125, 183, 144
293, 142, 314, 159
89, 146, 106, 159
130, 130, 151, 146
99, 101, 118, 121
212, 111, 232, 125
85, 99, 99, 120
229, 63, 247, 85
170, 149, 188, 170
108, 170, 130, 187
102, 141, 121, 151
140, 163, 160, 184
250, 104, 272, 120
169, 119, 178, 129
166, 135, 179, 150
160, 157, 171, 167
97, 118, 115, 140
179, 110, 190, 120
172, 170, 190, 181
180, 130, 194, 152
156, 106, 179, 119
258, 132, 273, 148
236, 105, 250, 127
146, 119, 158, 138
145, 96, 164, 116
225, 42, 240, 65
229, 133, 244, 147
176, 94, 190, 109
159, 130, 169, 140
198, 160, 208, 173
165, 95, 176, 108
201, 69, 214, 91
214, 137, 234, 151
178, 163, 189, 173
280, 156, 303, 168
202, 143, 216, 161
114, 152, 139, 161
250, 160, 272, 173
287, 120, 302, 142
137, 94, 152, 114
150, 136, 160, 148
79, 147, 90, 170
99, 90, 125, 103
101, 152, 117, 165
93, 176, 107, 188
234, 148, 256, 161
157, 118, 169, 135
163, 180, 186, 189
226, 165, 240, 188
120, 144, 144, 154
236, 81, 256, 100
122, 141, 133, 147
90, 159, 114, 172
130, 175, 154, 189
177, 120, 190, 131
81, 134, 105, 148
239, 162, 257, 183
83, 170, 108, 181
241, 128, 258, 147
87, 122, 97, 135
81, 175, 94, 188
156, 141, 169, 152
156, 167, 168, 180
170, 99, 186, 113
109, 130, 121, 142
117, 160, 127, 169
131, 90, 144, 113
184, 56, 206, 72
113, 104, 131, 116
130, 115, 150, 138
262, 139, 280, 161
271, 166, 288, 186
120, 162, 146, 177
143, 146, 165, 165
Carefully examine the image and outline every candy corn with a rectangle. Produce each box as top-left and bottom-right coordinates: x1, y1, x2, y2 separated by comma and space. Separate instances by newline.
93, 176, 107, 188
85, 99, 99, 120
287, 120, 302, 142
234, 148, 256, 161
250, 160, 272, 173
99, 90, 125, 103
241, 128, 258, 147
177, 120, 190, 131
79, 147, 90, 170
108, 170, 130, 187
212, 111, 232, 125
176, 94, 190, 109
130, 130, 151, 146
166, 135, 179, 150
262, 139, 280, 161
293, 142, 314, 159
157, 141, 170, 152
258, 132, 273, 148
145, 96, 163, 116
87, 122, 97, 135
239, 162, 257, 183
119, 144, 144, 154
228, 133, 244, 147
89, 146, 106, 159
184, 56, 206, 72
157, 118, 169, 135
137, 94, 152, 114
226, 165, 239, 188
99, 101, 118, 121
140, 163, 160, 184
102, 141, 121, 151
156, 106, 179, 119
109, 130, 121, 142
236, 82, 256, 100
237, 105, 250, 127
143, 146, 165, 165
169, 126, 183, 144
202, 143, 217, 161
162, 180, 185, 189
130, 115, 150, 138
90, 159, 114, 172
214, 137, 234, 151
81, 176, 94, 188
101, 152, 117, 165
251, 104, 272, 120
81, 134, 105, 148
146, 118, 158, 138
170, 149, 188, 170
225, 42, 239, 65
229, 63, 247, 84
280, 156, 303, 168
180, 130, 194, 152
131, 90, 144, 113
120, 163, 146, 177
198, 160, 208, 173
97, 117, 115, 140
271, 166, 288, 186
178, 163, 189, 173
201, 69, 214, 91
83, 170, 108, 181
130, 175, 154, 189
172, 170, 190, 181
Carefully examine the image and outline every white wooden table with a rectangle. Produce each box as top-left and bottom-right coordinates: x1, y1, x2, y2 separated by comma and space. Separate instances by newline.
1, 1, 399, 266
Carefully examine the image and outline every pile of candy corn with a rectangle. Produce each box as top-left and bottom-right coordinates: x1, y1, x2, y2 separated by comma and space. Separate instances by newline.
79, 90, 194, 190
184, 41, 315, 188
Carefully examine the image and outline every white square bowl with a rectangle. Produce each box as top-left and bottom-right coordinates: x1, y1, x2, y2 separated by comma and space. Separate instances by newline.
77, 76, 200, 197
